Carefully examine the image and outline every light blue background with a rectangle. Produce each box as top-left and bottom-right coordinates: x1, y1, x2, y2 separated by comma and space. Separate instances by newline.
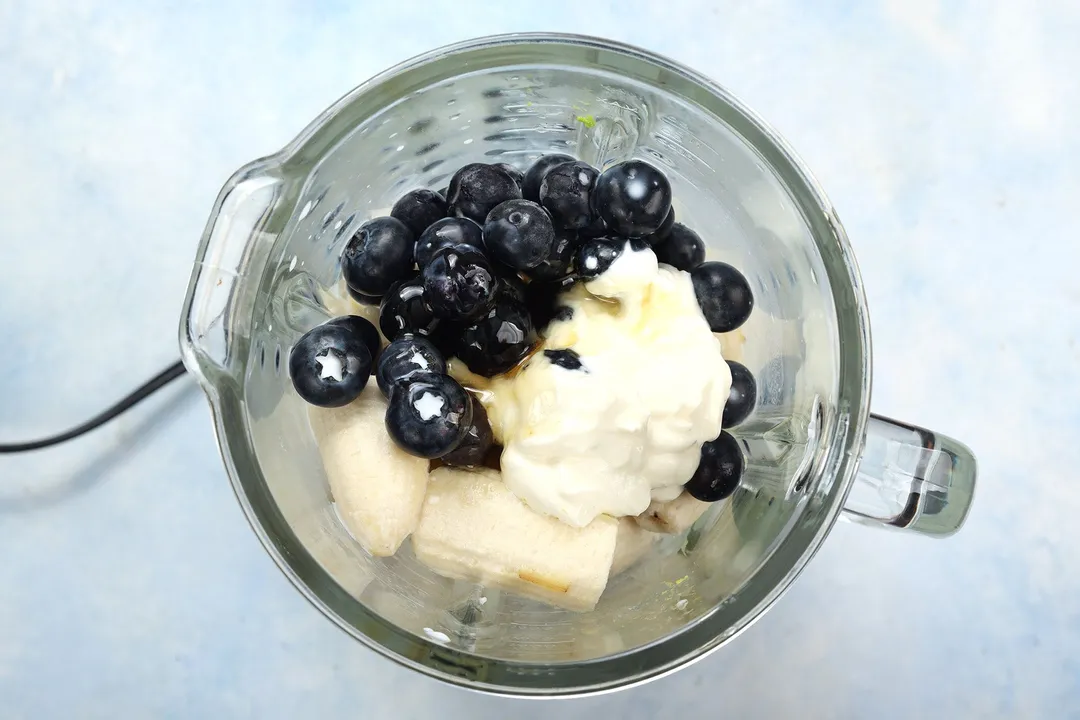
2, 1, 1078, 718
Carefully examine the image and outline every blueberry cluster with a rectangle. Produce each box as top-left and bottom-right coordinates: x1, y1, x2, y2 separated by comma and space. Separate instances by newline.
288, 317, 495, 464
340, 157, 727, 380
343, 162, 543, 379
290, 153, 764, 485
375, 333, 494, 462
683, 294, 757, 504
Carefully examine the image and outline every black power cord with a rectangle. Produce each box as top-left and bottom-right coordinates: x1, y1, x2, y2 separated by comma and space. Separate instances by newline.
0, 360, 189, 454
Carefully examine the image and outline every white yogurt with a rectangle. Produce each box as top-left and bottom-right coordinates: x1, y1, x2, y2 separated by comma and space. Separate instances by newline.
481, 242, 731, 528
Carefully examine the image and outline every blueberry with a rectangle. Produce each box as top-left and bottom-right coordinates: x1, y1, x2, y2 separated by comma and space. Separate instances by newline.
544, 348, 586, 372
415, 217, 484, 267
455, 294, 538, 377
328, 315, 381, 359
346, 284, 381, 306
652, 206, 675, 241
539, 161, 599, 230
524, 276, 574, 329
385, 374, 472, 458
653, 222, 705, 271
375, 333, 446, 398
723, 360, 757, 428
525, 230, 577, 282
592, 160, 672, 237
288, 321, 372, 407
446, 163, 522, 224
422, 244, 499, 322
390, 189, 448, 238
496, 271, 528, 304
494, 162, 524, 188
379, 277, 440, 340
421, 245, 496, 321
691, 261, 754, 332
483, 199, 555, 270
521, 153, 575, 201
341, 216, 415, 296
684, 431, 744, 502
579, 214, 608, 239
574, 236, 623, 279
440, 399, 495, 467
427, 320, 467, 359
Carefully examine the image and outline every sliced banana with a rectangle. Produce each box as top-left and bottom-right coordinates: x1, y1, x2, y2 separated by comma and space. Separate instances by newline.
635, 490, 713, 534
412, 467, 618, 612
308, 384, 428, 556
610, 516, 655, 576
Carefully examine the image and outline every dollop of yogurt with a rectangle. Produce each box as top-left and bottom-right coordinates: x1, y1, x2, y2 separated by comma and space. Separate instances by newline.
478, 242, 731, 528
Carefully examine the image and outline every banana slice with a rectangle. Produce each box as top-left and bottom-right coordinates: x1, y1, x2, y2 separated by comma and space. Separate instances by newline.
412, 467, 618, 612
635, 491, 713, 534
610, 516, 655, 576
308, 384, 428, 556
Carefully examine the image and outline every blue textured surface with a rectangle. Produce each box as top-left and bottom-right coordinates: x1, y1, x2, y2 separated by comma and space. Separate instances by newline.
2, 2, 1078, 717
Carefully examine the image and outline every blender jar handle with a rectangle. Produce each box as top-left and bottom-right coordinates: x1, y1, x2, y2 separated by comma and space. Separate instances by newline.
841, 414, 977, 537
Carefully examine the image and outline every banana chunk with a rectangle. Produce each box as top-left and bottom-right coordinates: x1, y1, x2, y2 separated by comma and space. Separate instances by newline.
308, 384, 428, 556
635, 491, 713, 534
412, 467, 618, 612
610, 517, 655, 576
